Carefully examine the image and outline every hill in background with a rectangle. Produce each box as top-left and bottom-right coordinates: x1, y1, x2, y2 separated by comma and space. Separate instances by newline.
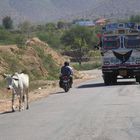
0, 0, 140, 24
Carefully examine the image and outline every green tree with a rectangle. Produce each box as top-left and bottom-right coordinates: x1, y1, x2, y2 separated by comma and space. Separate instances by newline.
61, 25, 95, 65
37, 30, 62, 49
45, 23, 56, 32
18, 21, 32, 38
129, 15, 140, 23
57, 21, 65, 29
57, 21, 71, 29
2, 16, 13, 29
0, 28, 11, 44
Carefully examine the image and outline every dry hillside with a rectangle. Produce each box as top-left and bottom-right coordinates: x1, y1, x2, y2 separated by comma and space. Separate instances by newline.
0, 37, 66, 80
0, 37, 82, 91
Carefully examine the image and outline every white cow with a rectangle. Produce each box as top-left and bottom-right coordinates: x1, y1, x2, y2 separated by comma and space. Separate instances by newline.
3, 72, 29, 112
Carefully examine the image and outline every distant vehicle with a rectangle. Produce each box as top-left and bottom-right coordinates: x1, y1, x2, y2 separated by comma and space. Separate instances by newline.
100, 23, 140, 85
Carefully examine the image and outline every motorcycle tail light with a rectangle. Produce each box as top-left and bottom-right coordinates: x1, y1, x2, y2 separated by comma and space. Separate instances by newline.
63, 76, 68, 80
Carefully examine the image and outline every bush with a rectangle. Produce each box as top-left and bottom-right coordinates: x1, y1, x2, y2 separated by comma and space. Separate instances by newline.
33, 46, 60, 80
36, 31, 62, 49
72, 62, 101, 71
15, 35, 26, 48
0, 29, 24, 45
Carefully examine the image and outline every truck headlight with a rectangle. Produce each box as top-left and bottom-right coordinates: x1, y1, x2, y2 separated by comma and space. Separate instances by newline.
136, 59, 140, 64
104, 61, 110, 65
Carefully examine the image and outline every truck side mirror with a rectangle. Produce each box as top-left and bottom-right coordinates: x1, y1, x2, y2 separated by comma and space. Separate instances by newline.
101, 51, 104, 56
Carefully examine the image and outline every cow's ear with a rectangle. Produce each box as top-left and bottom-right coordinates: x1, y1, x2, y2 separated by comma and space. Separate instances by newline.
2, 73, 7, 78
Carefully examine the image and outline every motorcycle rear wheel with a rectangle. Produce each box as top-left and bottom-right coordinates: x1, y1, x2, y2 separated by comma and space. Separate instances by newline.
64, 85, 69, 92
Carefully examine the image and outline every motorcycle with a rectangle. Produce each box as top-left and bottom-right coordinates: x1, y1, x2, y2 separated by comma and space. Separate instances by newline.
60, 75, 70, 92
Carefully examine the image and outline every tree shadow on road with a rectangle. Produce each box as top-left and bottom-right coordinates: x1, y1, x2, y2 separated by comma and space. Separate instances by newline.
77, 81, 137, 89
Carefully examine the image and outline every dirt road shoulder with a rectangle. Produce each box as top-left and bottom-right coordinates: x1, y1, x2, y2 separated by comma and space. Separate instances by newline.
0, 69, 102, 113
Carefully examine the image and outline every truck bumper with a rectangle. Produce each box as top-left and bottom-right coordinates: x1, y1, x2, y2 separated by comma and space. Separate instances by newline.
102, 65, 140, 77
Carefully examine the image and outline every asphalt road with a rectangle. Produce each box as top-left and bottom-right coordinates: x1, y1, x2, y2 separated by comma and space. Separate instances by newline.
1, 70, 140, 140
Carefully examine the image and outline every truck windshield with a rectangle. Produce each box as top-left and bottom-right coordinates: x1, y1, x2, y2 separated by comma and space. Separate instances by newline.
124, 35, 140, 48
103, 36, 120, 50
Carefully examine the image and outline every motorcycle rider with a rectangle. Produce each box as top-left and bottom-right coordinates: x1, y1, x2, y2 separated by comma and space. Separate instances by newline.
59, 61, 73, 88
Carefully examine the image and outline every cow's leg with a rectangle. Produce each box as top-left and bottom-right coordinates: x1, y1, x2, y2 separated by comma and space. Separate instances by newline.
23, 94, 25, 108
19, 90, 24, 111
12, 92, 15, 112
22, 95, 25, 102
26, 88, 29, 110
19, 94, 22, 111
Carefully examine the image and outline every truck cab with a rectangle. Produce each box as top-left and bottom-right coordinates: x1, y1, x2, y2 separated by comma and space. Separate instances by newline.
101, 23, 140, 85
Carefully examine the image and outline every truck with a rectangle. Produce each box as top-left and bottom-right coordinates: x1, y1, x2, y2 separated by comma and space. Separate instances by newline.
100, 23, 140, 85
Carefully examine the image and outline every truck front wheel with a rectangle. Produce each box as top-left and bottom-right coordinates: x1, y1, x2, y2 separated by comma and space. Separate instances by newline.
112, 75, 117, 84
103, 73, 111, 85
136, 76, 140, 84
